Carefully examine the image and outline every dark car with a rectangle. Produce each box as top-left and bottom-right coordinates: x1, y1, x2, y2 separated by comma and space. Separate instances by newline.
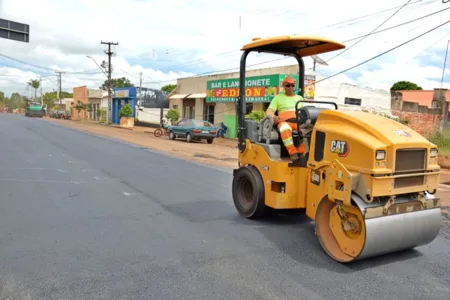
168, 119, 216, 144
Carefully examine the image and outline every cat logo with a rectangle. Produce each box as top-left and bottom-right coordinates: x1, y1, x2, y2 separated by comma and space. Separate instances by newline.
330, 140, 349, 157
393, 129, 411, 137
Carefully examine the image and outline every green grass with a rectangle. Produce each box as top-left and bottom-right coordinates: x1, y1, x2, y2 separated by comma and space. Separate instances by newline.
427, 131, 450, 155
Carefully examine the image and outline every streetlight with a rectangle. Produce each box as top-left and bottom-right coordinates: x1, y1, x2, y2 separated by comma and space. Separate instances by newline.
86, 55, 108, 78
86, 55, 110, 122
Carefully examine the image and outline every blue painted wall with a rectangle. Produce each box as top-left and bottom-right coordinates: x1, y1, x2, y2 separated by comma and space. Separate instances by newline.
112, 87, 137, 124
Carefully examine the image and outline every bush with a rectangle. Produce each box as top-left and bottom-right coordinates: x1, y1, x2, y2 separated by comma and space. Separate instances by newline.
245, 110, 265, 123
165, 108, 180, 125
120, 104, 132, 118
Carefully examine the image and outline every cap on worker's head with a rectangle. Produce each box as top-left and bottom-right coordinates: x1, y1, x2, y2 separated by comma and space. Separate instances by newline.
282, 76, 296, 85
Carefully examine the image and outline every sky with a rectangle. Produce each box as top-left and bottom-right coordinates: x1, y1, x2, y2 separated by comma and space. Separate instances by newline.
0, 0, 449, 98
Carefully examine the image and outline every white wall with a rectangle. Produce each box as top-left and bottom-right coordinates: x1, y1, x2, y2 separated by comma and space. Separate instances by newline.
135, 107, 170, 125
315, 78, 391, 110
101, 97, 109, 109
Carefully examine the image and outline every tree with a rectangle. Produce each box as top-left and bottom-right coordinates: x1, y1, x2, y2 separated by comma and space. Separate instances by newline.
28, 79, 40, 100
43, 91, 74, 110
100, 77, 134, 90
165, 108, 180, 125
391, 81, 423, 91
10, 93, 23, 110
161, 84, 176, 94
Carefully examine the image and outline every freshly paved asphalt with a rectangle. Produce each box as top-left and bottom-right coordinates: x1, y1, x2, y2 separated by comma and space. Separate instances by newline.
0, 114, 449, 300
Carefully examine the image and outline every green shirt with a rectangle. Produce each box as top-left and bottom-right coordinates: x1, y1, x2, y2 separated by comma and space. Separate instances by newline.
268, 93, 304, 113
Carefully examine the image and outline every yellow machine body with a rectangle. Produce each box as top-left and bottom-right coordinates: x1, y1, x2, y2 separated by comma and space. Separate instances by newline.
239, 109, 440, 215
232, 34, 442, 263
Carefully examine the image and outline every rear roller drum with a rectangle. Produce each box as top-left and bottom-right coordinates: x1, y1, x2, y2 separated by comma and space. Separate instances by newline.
232, 165, 268, 219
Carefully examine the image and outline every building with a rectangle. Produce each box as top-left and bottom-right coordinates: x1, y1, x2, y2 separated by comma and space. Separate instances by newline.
391, 88, 450, 111
72, 86, 110, 120
111, 87, 137, 124
53, 98, 73, 112
168, 64, 391, 138
72, 86, 89, 119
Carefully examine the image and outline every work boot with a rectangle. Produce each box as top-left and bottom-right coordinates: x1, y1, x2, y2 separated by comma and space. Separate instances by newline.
290, 153, 299, 161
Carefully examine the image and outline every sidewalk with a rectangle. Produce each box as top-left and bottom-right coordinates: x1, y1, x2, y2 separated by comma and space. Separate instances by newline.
46, 118, 239, 169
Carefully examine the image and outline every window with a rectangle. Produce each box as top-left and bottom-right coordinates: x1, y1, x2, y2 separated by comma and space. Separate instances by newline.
246, 103, 254, 114
193, 120, 213, 127
344, 97, 361, 106
184, 106, 195, 118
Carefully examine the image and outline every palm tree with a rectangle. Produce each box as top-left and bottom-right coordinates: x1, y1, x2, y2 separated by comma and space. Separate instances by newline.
28, 79, 40, 102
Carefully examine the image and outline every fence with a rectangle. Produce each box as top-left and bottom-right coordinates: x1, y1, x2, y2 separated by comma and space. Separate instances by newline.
392, 110, 450, 155
135, 107, 170, 127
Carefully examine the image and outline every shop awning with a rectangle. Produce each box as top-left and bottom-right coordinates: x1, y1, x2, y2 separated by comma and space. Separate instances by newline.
168, 94, 190, 99
186, 93, 206, 99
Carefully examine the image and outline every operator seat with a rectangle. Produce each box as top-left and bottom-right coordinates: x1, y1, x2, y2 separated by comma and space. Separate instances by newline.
259, 106, 327, 143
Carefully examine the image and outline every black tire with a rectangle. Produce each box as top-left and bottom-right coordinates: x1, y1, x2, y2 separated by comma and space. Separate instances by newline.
154, 129, 163, 137
232, 165, 268, 219
186, 133, 193, 143
207, 139, 214, 144
169, 131, 175, 140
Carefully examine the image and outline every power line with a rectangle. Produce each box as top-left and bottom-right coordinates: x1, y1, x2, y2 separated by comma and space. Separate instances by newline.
0, 52, 103, 74
131, 0, 430, 78
142, 5, 450, 85
296, 0, 429, 34
326, 0, 413, 63
315, 19, 450, 85
343, 6, 450, 43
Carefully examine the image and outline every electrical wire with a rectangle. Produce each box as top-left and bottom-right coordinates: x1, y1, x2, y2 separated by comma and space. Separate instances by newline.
0, 53, 103, 74
343, 6, 450, 43
314, 19, 450, 85
129, 0, 431, 77
326, 0, 413, 63
141, 5, 450, 85
135, 19, 450, 119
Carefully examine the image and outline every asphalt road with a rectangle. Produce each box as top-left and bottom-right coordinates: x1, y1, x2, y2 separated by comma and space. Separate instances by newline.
1, 114, 449, 300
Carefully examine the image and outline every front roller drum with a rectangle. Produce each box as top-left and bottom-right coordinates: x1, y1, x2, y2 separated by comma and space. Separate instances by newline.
315, 197, 442, 263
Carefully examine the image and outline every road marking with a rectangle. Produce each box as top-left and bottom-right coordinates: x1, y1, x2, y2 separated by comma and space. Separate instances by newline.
0, 178, 79, 184
0, 168, 65, 172
123, 192, 142, 196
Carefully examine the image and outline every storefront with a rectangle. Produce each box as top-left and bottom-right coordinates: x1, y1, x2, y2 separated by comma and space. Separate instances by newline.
168, 65, 316, 138
207, 73, 317, 138
112, 87, 137, 124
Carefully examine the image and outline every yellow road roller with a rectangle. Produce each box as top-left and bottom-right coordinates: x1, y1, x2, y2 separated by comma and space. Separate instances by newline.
231, 35, 442, 263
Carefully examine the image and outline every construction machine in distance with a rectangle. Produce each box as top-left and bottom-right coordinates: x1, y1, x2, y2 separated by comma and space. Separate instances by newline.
231, 35, 442, 263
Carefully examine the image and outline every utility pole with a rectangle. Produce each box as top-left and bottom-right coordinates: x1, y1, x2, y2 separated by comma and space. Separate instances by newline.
39, 77, 43, 106
101, 41, 119, 123
139, 72, 142, 104
55, 71, 64, 106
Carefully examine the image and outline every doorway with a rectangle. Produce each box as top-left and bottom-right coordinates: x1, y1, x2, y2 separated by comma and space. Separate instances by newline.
205, 104, 215, 124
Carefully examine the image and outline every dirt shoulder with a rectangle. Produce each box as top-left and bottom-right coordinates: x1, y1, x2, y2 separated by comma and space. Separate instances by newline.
46, 118, 240, 170
45, 117, 450, 214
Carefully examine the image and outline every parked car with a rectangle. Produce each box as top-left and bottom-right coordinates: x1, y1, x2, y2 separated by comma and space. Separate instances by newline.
168, 119, 217, 144
25, 102, 45, 118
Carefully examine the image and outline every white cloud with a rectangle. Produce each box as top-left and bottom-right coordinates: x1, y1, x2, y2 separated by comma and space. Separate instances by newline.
0, 0, 449, 98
